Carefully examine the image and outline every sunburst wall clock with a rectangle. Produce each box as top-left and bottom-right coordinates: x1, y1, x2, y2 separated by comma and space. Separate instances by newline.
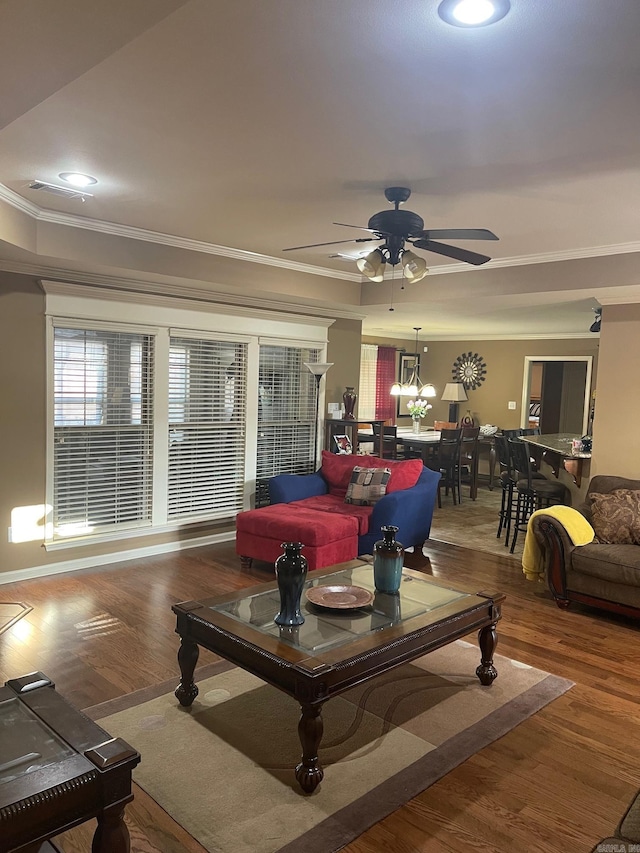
452, 352, 487, 390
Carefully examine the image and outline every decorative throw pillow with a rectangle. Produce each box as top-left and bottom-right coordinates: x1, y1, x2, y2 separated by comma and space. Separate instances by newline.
344, 466, 391, 506
589, 489, 640, 545
320, 450, 422, 497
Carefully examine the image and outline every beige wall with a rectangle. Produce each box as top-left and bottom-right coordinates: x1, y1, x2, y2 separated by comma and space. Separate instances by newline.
0, 274, 47, 575
590, 304, 640, 477
362, 334, 599, 429
0, 273, 361, 577
325, 317, 362, 415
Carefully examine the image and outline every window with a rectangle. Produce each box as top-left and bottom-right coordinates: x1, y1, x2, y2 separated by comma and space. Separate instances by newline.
358, 344, 396, 421
358, 345, 378, 419
167, 337, 247, 519
50, 325, 249, 541
256, 345, 320, 483
45, 282, 331, 546
53, 328, 154, 538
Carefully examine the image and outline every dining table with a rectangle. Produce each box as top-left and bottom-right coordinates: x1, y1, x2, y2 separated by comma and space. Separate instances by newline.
357, 427, 442, 460
359, 426, 489, 499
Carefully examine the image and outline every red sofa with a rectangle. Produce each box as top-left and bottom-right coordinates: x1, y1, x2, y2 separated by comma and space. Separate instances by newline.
236, 451, 441, 570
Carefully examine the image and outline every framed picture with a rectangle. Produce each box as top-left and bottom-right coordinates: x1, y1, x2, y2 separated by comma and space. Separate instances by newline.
333, 434, 353, 454
396, 353, 419, 418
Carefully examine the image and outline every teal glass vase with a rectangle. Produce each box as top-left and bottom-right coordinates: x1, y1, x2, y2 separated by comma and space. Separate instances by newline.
373, 526, 404, 594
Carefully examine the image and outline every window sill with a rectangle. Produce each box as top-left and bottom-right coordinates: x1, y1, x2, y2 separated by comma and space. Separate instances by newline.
44, 516, 234, 551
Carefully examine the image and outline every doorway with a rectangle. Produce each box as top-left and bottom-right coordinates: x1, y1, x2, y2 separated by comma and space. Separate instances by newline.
521, 356, 593, 435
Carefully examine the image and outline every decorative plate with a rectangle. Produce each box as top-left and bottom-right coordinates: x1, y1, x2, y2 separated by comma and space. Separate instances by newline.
305, 585, 374, 610
452, 352, 487, 390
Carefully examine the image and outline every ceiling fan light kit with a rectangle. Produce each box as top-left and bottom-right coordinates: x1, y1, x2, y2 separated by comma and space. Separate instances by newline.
401, 250, 429, 282
283, 186, 499, 281
356, 248, 386, 282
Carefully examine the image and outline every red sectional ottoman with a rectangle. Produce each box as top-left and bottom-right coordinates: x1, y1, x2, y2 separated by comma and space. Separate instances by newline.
235, 503, 359, 571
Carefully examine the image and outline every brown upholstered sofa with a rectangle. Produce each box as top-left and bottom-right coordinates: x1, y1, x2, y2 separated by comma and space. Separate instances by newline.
591, 788, 640, 851
531, 475, 640, 618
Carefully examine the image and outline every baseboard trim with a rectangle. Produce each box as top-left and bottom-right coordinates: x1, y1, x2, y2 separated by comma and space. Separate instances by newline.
0, 530, 236, 586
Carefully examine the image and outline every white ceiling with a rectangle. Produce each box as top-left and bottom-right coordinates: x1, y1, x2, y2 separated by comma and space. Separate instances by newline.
1, 0, 640, 338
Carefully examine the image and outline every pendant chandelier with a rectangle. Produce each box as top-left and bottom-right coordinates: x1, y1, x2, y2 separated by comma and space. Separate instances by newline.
390, 327, 437, 398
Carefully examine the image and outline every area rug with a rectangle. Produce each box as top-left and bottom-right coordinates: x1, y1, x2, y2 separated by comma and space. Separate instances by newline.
0, 602, 32, 634
430, 485, 522, 560
89, 641, 572, 853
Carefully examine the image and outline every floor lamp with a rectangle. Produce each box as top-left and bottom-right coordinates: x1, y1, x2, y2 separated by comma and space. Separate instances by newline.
441, 382, 468, 423
304, 362, 333, 468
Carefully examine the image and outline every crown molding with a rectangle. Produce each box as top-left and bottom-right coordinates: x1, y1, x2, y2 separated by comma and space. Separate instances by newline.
0, 183, 360, 281
426, 241, 640, 276
0, 259, 367, 323
0, 182, 41, 217
361, 330, 598, 341
2, 182, 639, 282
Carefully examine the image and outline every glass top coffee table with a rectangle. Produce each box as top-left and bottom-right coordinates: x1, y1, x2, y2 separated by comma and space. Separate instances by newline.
172, 560, 505, 793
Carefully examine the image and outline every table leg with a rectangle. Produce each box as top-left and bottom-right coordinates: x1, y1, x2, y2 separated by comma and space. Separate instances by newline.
175, 637, 199, 706
488, 443, 496, 490
295, 703, 324, 793
92, 804, 130, 853
475, 623, 499, 685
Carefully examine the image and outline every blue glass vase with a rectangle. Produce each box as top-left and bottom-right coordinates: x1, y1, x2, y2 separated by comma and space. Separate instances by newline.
274, 542, 307, 626
373, 526, 404, 594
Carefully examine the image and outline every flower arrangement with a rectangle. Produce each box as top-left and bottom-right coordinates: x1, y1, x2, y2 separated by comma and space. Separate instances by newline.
407, 398, 432, 419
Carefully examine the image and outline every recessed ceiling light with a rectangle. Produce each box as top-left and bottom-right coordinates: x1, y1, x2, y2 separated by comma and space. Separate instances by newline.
58, 172, 98, 187
438, 0, 510, 27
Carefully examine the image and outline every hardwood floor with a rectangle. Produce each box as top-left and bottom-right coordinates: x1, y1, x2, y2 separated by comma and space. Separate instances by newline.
1, 538, 639, 852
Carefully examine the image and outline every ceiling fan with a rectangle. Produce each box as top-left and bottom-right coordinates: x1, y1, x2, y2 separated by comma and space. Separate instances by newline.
283, 187, 498, 282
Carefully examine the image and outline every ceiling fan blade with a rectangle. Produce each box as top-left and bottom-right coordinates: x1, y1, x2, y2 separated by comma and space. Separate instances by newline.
282, 237, 377, 251
420, 228, 499, 241
333, 222, 388, 235
413, 238, 491, 266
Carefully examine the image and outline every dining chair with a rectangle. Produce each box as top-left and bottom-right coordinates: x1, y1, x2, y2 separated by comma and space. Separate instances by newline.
507, 437, 568, 552
434, 420, 458, 431
372, 423, 398, 459
458, 425, 480, 501
428, 428, 462, 507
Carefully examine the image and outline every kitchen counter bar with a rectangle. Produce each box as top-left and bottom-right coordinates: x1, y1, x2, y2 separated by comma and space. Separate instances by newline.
521, 433, 591, 487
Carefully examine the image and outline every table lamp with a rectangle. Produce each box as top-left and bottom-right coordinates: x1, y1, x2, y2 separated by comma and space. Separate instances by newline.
441, 382, 468, 423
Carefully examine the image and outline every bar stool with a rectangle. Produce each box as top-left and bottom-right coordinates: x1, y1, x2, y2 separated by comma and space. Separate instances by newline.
495, 435, 547, 546
508, 437, 568, 553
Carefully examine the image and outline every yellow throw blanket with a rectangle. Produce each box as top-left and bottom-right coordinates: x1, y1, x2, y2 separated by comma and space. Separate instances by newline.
522, 506, 595, 582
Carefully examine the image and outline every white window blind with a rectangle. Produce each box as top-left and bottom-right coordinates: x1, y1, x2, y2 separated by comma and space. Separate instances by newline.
358, 344, 378, 419
53, 327, 154, 538
167, 337, 247, 520
257, 345, 320, 480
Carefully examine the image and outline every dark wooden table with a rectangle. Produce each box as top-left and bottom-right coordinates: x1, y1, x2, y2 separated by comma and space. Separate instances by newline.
325, 418, 385, 456
0, 672, 140, 853
172, 560, 505, 793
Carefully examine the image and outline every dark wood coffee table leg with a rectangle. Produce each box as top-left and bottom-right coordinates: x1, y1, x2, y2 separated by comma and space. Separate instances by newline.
476, 622, 499, 685
295, 703, 324, 793
175, 637, 200, 706
92, 803, 130, 852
